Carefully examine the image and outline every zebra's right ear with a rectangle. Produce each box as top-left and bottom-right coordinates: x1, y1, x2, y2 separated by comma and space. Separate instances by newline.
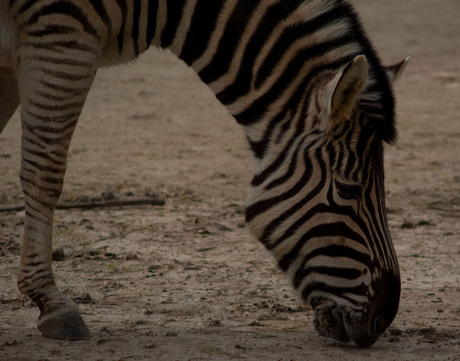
325, 55, 368, 121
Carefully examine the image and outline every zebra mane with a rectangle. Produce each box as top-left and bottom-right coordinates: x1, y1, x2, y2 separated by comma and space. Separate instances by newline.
359, 60, 397, 145
342, 3, 397, 145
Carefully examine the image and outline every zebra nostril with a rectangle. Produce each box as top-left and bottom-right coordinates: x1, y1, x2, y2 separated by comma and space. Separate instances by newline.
374, 315, 388, 335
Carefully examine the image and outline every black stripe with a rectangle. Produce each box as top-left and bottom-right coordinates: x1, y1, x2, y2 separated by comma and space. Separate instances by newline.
24, 107, 81, 122
115, 0, 128, 53
39, 80, 87, 96
132, 0, 142, 55
351, 114, 373, 180
146, 0, 159, 44
36, 90, 81, 102
293, 266, 362, 289
161, 0, 187, 47
179, 0, 224, 65
20, 158, 62, 173
17, 0, 39, 14
29, 99, 85, 112
37, 67, 93, 81
27, 25, 75, 36
30, 55, 93, 67
363, 169, 386, 265
198, 0, 260, 84
326, 142, 337, 169
18, 269, 53, 284
24, 118, 78, 134
24, 40, 98, 55
27, 261, 45, 267
301, 245, 371, 273
344, 148, 357, 179
90, 0, 112, 30
302, 280, 369, 300
23, 208, 47, 222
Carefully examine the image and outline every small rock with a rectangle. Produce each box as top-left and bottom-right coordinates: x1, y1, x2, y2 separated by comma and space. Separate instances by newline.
206, 318, 222, 327
52, 248, 65, 262
74, 293, 93, 304
401, 221, 416, 229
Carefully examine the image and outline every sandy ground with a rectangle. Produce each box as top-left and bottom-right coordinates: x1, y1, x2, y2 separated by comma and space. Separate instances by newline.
1, 0, 459, 360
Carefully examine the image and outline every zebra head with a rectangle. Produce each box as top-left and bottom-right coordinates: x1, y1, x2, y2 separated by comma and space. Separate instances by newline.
245, 55, 408, 346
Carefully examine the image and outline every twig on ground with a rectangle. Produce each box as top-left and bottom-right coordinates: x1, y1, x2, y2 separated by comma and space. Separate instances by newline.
0, 197, 165, 213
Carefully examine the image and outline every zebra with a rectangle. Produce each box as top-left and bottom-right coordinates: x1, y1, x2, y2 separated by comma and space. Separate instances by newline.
0, 0, 408, 347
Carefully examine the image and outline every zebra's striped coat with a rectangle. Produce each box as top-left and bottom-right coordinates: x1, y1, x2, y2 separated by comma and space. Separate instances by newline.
0, 0, 407, 346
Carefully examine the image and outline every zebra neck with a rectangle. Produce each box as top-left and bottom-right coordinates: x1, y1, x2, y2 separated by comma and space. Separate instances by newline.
159, 0, 283, 122
156, 0, 394, 158
156, 0, 338, 153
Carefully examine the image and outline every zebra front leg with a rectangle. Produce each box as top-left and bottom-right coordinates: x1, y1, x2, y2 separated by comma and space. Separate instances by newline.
17, 44, 98, 340
18, 203, 91, 340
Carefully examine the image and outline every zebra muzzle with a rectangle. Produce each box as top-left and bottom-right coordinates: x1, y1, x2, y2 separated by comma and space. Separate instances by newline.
312, 300, 351, 344
311, 270, 401, 347
312, 301, 382, 347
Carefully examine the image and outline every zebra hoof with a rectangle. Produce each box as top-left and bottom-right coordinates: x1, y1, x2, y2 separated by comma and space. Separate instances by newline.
37, 310, 91, 340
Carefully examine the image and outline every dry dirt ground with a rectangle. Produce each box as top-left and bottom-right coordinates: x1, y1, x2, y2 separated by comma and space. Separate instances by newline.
1, 0, 459, 360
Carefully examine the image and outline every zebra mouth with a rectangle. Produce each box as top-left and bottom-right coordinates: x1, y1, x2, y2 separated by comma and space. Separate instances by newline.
311, 298, 386, 347
312, 299, 351, 344
311, 271, 400, 347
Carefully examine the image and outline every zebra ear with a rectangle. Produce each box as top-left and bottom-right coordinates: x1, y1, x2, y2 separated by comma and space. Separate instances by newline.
385, 57, 410, 82
326, 55, 368, 121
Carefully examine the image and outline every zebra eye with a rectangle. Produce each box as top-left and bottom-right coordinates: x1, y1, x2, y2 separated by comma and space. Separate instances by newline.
334, 180, 363, 200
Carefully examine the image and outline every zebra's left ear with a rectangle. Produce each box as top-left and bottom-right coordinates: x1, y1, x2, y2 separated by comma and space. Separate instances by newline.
325, 55, 368, 121
385, 57, 410, 82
